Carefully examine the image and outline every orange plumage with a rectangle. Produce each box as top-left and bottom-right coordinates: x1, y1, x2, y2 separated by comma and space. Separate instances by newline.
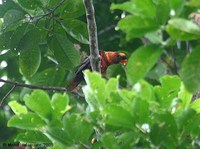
66, 51, 127, 91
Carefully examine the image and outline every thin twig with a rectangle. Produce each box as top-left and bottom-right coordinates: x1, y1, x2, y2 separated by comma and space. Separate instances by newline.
0, 79, 67, 91
83, 0, 101, 72
80, 142, 90, 149
34, 0, 66, 24
36, 0, 65, 18
0, 85, 16, 107
98, 24, 115, 36
161, 57, 175, 74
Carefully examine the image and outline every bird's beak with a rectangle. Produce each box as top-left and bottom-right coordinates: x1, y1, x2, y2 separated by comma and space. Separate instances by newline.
121, 59, 127, 66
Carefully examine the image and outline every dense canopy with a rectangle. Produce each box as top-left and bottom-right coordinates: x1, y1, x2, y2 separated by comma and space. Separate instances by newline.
0, 0, 200, 148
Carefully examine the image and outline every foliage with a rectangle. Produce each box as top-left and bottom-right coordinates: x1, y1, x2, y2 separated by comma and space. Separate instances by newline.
6, 71, 200, 148
0, 0, 200, 148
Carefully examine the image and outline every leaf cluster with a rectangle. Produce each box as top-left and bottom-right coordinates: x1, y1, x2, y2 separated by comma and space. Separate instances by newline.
7, 71, 200, 148
1, 0, 200, 148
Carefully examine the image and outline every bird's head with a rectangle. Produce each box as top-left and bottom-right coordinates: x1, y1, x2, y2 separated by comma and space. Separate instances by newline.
117, 52, 128, 66
103, 51, 127, 66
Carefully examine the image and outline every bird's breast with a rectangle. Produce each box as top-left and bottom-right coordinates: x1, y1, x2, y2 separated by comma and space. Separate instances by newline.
101, 59, 108, 73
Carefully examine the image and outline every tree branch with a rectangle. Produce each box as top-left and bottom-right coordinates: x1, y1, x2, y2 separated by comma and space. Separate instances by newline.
0, 85, 16, 107
83, 0, 101, 72
34, 0, 66, 24
0, 79, 66, 91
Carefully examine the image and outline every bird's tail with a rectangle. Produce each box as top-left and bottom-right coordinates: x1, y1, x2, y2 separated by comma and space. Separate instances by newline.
66, 79, 80, 92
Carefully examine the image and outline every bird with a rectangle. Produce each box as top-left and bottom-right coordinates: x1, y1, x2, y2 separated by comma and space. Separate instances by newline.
66, 51, 127, 92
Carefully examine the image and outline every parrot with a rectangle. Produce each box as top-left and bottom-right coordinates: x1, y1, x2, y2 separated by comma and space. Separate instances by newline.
66, 51, 127, 91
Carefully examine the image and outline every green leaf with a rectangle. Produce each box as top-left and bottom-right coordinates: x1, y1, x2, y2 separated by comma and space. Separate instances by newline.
102, 104, 134, 128
30, 67, 65, 86
24, 90, 53, 122
50, 143, 65, 149
190, 99, 200, 113
146, 63, 166, 80
19, 45, 41, 78
61, 0, 85, 18
51, 93, 69, 118
101, 133, 120, 149
8, 113, 46, 130
17, 0, 41, 10
63, 114, 93, 144
111, 1, 137, 14
108, 92, 124, 106
3, 9, 24, 27
166, 18, 200, 41
117, 132, 138, 148
8, 101, 28, 115
177, 108, 196, 129
178, 84, 192, 111
132, 0, 156, 18
47, 127, 71, 145
177, 108, 200, 136
126, 45, 163, 85
48, 34, 80, 69
61, 19, 89, 44
39, 0, 50, 7
83, 70, 106, 91
132, 98, 149, 124
186, 0, 200, 7
155, 0, 170, 25
169, 0, 185, 15
18, 28, 47, 77
111, 0, 156, 18
180, 45, 200, 93
132, 80, 154, 101
49, 0, 66, 12
0, 19, 3, 28
16, 131, 51, 144
0, 0, 22, 18
105, 77, 119, 98
118, 89, 134, 110
154, 75, 181, 107
145, 30, 163, 44
150, 113, 178, 148
83, 70, 106, 109
118, 15, 159, 40
0, 31, 13, 50
18, 28, 48, 47
11, 23, 34, 49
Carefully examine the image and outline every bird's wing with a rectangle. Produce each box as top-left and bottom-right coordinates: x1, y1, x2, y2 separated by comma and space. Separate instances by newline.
75, 57, 91, 75
66, 57, 91, 91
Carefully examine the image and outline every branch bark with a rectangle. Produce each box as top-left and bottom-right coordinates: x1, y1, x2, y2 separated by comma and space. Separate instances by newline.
0, 79, 66, 91
83, 0, 101, 72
